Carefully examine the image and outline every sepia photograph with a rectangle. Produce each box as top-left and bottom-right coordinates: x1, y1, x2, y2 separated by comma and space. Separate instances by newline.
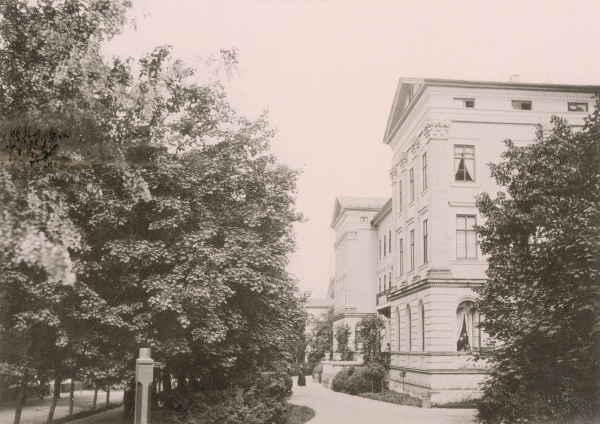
0, 1, 598, 423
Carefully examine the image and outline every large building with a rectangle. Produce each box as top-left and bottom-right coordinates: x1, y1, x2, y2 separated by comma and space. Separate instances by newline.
330, 77, 598, 404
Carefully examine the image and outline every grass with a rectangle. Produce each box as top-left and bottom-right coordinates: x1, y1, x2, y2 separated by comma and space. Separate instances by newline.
433, 398, 480, 409
358, 390, 422, 407
285, 404, 316, 424
52, 402, 124, 423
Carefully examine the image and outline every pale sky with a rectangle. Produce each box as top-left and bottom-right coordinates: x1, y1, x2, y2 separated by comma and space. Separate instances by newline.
103, 0, 600, 298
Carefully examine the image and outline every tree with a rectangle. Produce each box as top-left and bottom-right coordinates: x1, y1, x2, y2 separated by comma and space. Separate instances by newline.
0, 2, 308, 423
307, 307, 333, 367
334, 323, 351, 361
356, 314, 385, 365
474, 108, 600, 423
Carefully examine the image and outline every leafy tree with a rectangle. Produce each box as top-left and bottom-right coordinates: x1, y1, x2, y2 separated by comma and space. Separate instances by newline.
0, 1, 308, 423
334, 323, 351, 361
357, 314, 385, 365
307, 306, 333, 366
474, 108, 600, 423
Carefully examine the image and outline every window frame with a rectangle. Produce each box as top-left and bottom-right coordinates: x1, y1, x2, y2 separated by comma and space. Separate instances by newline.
409, 168, 414, 203
454, 145, 476, 182
398, 180, 403, 212
388, 230, 392, 254
410, 229, 415, 271
423, 219, 428, 264
378, 239, 381, 261
383, 235, 387, 258
422, 153, 428, 191
568, 102, 588, 112
511, 100, 532, 110
399, 238, 404, 276
456, 214, 478, 259
454, 98, 475, 108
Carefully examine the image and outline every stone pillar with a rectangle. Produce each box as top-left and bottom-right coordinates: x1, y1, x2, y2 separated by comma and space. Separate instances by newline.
135, 348, 154, 424
422, 393, 432, 409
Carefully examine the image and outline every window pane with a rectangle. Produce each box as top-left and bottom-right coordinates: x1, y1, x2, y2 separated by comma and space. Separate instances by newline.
455, 159, 465, 180
464, 159, 475, 181
467, 216, 476, 229
457, 241, 466, 259
467, 235, 477, 258
464, 147, 474, 158
456, 216, 466, 229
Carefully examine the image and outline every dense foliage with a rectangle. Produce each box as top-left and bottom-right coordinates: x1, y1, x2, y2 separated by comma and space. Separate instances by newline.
474, 110, 600, 423
356, 314, 385, 364
334, 323, 351, 361
330, 365, 384, 395
306, 306, 333, 367
0, 1, 307, 423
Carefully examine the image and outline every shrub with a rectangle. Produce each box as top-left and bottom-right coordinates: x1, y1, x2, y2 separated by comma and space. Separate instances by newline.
330, 366, 354, 392
154, 367, 292, 424
312, 363, 323, 376
344, 364, 385, 395
359, 390, 421, 407
289, 362, 313, 376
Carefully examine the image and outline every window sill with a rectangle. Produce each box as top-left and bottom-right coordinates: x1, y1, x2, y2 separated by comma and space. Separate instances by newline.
419, 263, 429, 271
451, 183, 480, 188
421, 188, 428, 197
408, 201, 415, 208
450, 259, 483, 265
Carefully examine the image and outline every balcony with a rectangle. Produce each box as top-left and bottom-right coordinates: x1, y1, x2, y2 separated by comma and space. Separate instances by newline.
376, 286, 397, 306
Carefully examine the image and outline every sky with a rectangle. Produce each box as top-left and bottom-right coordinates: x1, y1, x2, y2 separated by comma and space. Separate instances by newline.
103, 0, 600, 298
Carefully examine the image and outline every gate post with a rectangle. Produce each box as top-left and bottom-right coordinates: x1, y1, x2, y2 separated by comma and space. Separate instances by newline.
134, 348, 154, 424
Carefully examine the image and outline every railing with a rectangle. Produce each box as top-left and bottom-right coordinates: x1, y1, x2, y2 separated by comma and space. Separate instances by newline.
376, 286, 397, 306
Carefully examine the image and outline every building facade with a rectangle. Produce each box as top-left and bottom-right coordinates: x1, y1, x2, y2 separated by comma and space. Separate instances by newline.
331, 78, 598, 403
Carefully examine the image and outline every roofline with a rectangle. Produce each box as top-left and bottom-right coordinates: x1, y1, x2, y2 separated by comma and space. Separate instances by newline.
371, 198, 392, 226
383, 78, 600, 145
331, 204, 384, 229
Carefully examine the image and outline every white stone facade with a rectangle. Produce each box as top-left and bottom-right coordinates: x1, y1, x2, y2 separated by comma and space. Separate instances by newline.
331, 78, 599, 404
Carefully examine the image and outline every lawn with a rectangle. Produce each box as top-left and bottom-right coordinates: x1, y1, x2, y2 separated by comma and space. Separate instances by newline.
285, 404, 315, 424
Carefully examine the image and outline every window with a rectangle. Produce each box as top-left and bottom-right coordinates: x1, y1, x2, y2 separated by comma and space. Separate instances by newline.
378, 239, 381, 261
419, 301, 425, 351
405, 304, 412, 351
388, 230, 392, 254
383, 274, 387, 291
409, 168, 414, 202
511, 100, 532, 110
568, 102, 588, 112
457, 215, 477, 259
456, 301, 483, 351
396, 308, 402, 351
398, 180, 403, 212
410, 230, 415, 271
423, 219, 428, 264
399, 239, 404, 276
454, 98, 475, 108
422, 153, 428, 191
388, 271, 392, 290
454, 145, 475, 182
360, 216, 369, 222
383, 235, 387, 257
379, 277, 381, 293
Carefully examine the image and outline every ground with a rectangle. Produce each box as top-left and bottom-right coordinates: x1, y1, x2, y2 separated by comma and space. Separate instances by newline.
0, 390, 124, 424
5, 378, 476, 424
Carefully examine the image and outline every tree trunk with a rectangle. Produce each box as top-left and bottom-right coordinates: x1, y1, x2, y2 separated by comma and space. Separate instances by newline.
151, 375, 158, 408
122, 378, 136, 423
47, 378, 61, 424
176, 376, 186, 391
68, 380, 75, 416
92, 385, 98, 410
105, 386, 110, 408
13, 383, 26, 424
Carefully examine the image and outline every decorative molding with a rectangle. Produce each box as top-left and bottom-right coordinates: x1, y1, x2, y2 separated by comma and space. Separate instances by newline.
423, 120, 450, 140
408, 137, 420, 155
398, 154, 408, 170
428, 87, 595, 101
389, 166, 398, 181
334, 230, 358, 250
448, 201, 477, 208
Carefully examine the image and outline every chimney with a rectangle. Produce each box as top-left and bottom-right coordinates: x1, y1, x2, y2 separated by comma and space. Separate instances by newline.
509, 75, 521, 83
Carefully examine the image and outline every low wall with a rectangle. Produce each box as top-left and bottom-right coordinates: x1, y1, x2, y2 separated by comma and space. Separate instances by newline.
321, 360, 362, 389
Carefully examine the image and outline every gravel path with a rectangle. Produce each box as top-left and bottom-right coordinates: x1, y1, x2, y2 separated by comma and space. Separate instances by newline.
291, 377, 476, 424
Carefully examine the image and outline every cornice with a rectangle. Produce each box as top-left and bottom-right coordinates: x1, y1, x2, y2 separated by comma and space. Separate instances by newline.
388, 278, 487, 301
371, 198, 393, 226
427, 87, 596, 101
334, 230, 358, 250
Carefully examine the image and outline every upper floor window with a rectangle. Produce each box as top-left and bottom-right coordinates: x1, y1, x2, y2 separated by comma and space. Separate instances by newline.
383, 274, 387, 291
388, 271, 392, 290
422, 153, 428, 191
383, 235, 387, 257
409, 168, 414, 203
379, 277, 382, 293
399, 238, 404, 276
388, 230, 392, 254
511, 100, 532, 110
410, 229, 415, 271
454, 145, 475, 182
398, 180, 403, 212
454, 98, 474, 108
457, 215, 477, 259
568, 102, 588, 112
423, 220, 429, 264
378, 239, 382, 261
360, 216, 369, 222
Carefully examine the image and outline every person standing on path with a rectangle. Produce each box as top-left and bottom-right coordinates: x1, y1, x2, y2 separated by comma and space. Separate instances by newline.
297, 365, 306, 386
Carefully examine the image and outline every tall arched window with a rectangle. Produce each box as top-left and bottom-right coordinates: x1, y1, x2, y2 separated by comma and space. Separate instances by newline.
405, 304, 412, 352
418, 300, 426, 351
396, 307, 402, 352
456, 300, 482, 351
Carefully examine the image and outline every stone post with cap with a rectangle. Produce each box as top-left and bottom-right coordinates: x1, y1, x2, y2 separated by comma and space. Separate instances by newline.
135, 348, 154, 424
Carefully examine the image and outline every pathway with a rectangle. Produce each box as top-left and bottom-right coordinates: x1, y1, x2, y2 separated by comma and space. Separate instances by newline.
0, 390, 124, 424
291, 377, 476, 424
